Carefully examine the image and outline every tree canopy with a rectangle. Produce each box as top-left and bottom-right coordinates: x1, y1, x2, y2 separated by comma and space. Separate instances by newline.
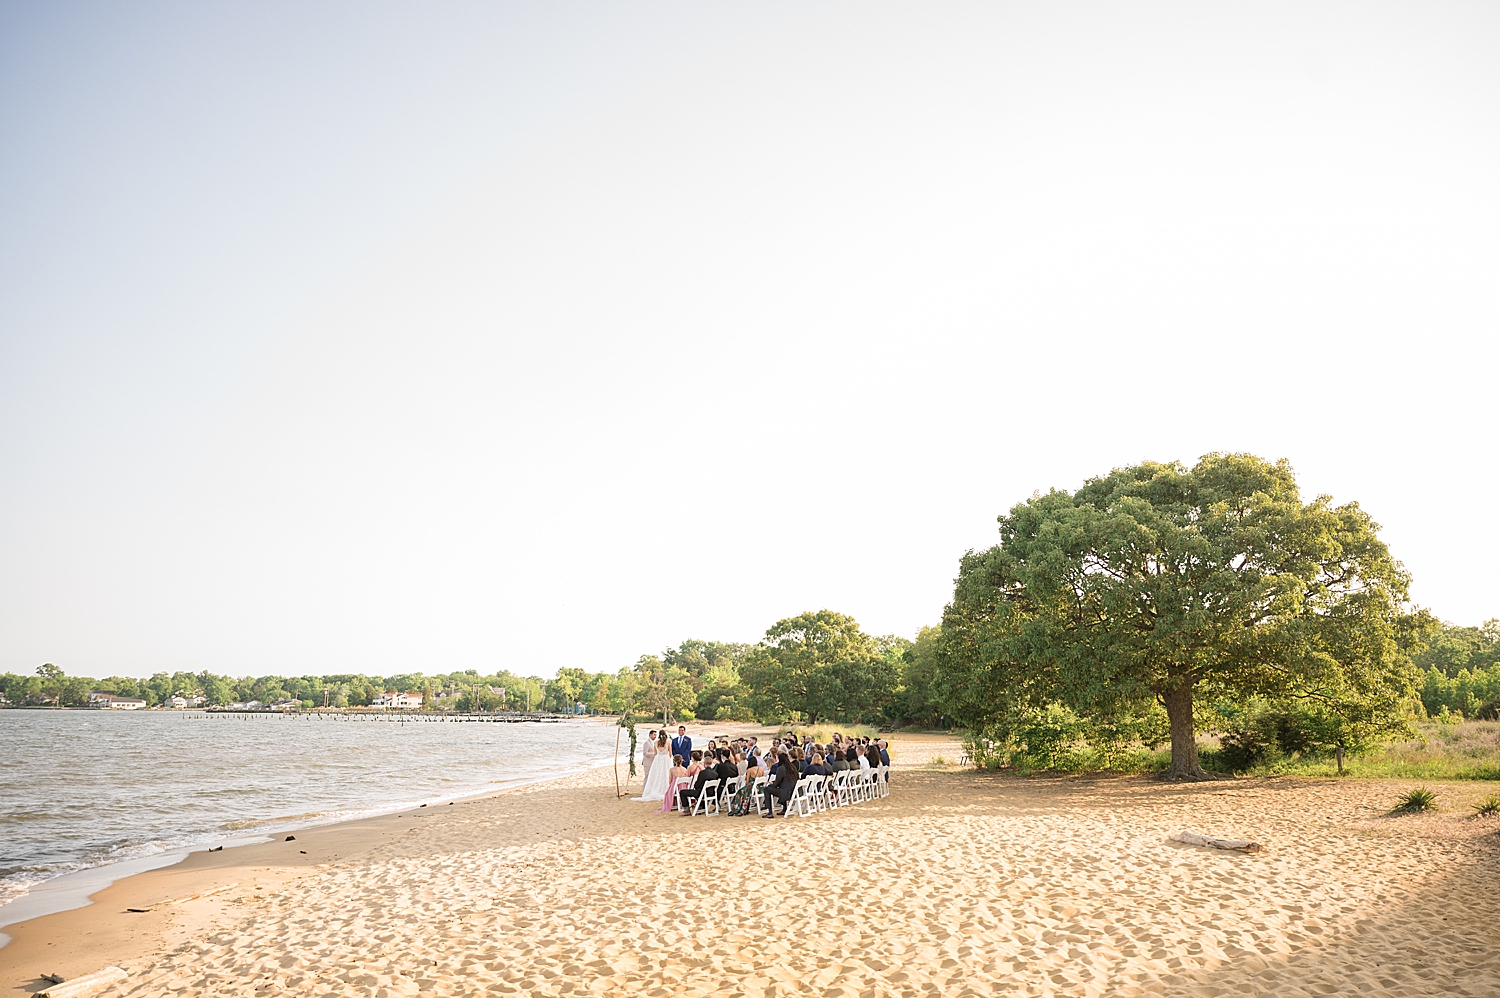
940, 453, 1427, 778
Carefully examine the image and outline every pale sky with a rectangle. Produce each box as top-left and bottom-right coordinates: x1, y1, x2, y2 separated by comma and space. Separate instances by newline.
2, 2, 1496, 680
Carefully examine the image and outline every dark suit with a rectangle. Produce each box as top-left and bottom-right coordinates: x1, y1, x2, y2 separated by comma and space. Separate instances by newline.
761, 762, 799, 815
677, 767, 716, 813
670, 734, 693, 762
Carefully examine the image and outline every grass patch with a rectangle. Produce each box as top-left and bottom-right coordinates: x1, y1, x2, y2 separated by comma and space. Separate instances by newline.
784, 723, 882, 744
1472, 794, 1500, 817
1199, 720, 1500, 781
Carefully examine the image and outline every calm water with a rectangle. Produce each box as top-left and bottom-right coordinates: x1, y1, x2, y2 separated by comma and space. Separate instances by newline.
0, 710, 620, 921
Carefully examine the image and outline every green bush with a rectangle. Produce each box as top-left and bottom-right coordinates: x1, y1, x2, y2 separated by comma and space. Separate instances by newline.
1472, 794, 1500, 817
1396, 787, 1438, 812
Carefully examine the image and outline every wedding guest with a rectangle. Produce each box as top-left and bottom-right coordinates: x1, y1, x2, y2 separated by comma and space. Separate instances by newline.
877, 740, 891, 767
734, 750, 749, 780
762, 751, 798, 818
677, 759, 718, 815
713, 750, 738, 787
657, 755, 689, 814
807, 752, 833, 778
865, 744, 882, 771
729, 756, 765, 816
830, 751, 850, 773
686, 749, 705, 777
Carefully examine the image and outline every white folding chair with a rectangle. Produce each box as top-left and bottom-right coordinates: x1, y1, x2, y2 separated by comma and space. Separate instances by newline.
718, 776, 741, 813
666, 776, 690, 812
785, 777, 813, 818
855, 769, 874, 803
876, 765, 890, 798
689, 778, 721, 816
831, 770, 852, 808
750, 776, 769, 816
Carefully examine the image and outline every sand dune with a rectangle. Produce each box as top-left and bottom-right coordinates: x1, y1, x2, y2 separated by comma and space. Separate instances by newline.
6, 735, 1499, 997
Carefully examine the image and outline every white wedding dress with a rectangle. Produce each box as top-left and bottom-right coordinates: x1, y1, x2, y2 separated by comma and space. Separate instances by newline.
633, 750, 673, 802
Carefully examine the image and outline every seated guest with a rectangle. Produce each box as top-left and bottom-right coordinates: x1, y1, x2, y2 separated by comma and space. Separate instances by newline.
807, 752, 833, 778
678, 755, 720, 815
761, 751, 799, 817
734, 750, 749, 780
714, 750, 738, 786
876, 739, 891, 767
848, 746, 868, 771
657, 755, 689, 814
830, 751, 850, 773
729, 757, 765, 816
686, 749, 705, 777
865, 744, 882, 772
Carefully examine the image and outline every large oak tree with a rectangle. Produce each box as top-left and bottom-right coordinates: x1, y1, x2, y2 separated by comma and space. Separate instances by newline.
941, 454, 1425, 779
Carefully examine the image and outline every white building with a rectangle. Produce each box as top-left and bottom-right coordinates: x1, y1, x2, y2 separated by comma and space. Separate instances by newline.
269, 699, 301, 711
168, 695, 207, 709
370, 692, 423, 709
87, 692, 147, 709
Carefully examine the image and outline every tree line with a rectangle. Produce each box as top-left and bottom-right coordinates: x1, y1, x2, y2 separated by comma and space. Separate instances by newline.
6, 454, 1492, 782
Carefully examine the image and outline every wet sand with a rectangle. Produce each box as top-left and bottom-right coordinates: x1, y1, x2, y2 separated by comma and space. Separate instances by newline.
3, 733, 1498, 997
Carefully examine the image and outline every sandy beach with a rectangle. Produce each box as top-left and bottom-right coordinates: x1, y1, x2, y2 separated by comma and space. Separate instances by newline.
3, 731, 1498, 997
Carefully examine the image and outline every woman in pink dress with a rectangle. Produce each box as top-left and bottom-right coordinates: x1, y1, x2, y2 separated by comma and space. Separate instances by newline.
656, 755, 690, 814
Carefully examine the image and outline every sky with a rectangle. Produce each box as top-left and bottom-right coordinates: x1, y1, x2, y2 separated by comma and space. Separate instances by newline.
2, 2, 1497, 680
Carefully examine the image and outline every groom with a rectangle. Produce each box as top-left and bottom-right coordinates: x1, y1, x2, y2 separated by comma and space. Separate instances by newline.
670, 725, 692, 763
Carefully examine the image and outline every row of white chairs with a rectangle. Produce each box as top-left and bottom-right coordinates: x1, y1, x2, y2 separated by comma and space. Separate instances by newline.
664, 766, 891, 818
774, 765, 891, 818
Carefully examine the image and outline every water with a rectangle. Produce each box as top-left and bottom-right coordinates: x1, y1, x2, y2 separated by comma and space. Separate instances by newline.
0, 710, 621, 929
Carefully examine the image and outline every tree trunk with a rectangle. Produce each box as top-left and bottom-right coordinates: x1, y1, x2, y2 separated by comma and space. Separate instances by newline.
1160, 682, 1212, 780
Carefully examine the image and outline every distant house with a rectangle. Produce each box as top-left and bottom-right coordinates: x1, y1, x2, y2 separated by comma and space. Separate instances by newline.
224, 700, 264, 710
168, 694, 207, 709
88, 692, 147, 709
269, 699, 300, 711
371, 692, 423, 709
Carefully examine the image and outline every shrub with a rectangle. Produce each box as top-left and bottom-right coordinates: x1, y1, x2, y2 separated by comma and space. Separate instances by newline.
1396, 787, 1438, 812
1471, 794, 1500, 817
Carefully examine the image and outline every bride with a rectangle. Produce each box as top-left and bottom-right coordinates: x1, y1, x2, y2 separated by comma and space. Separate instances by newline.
633, 731, 673, 802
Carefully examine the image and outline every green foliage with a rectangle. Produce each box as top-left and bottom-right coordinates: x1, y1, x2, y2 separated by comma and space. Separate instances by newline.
740, 610, 896, 725
964, 700, 1168, 774
1413, 619, 1500, 677
1472, 794, 1500, 817
939, 453, 1426, 779
1395, 787, 1438, 812
1419, 663, 1500, 720
1204, 697, 1404, 773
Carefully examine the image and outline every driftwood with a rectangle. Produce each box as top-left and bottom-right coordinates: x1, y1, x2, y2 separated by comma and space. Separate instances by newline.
1170, 830, 1263, 853
38, 966, 127, 998
127, 881, 239, 912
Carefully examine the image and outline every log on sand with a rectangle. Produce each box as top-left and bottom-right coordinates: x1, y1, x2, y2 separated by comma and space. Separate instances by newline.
1170, 830, 1263, 853
39, 966, 127, 998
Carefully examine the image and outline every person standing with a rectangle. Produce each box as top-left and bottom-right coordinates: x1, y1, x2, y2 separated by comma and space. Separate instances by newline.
671, 725, 693, 766
641, 729, 658, 778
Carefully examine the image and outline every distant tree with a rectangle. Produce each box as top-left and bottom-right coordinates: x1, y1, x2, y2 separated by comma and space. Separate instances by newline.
35, 663, 65, 708
1412, 619, 1500, 677
941, 454, 1427, 779
630, 655, 696, 724
888, 626, 946, 727
742, 610, 890, 724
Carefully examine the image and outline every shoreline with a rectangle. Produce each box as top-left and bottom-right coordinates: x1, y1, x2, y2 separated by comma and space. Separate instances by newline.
0, 719, 782, 971
0, 714, 632, 940
0, 754, 620, 943
5, 732, 1500, 997
0, 761, 627, 986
